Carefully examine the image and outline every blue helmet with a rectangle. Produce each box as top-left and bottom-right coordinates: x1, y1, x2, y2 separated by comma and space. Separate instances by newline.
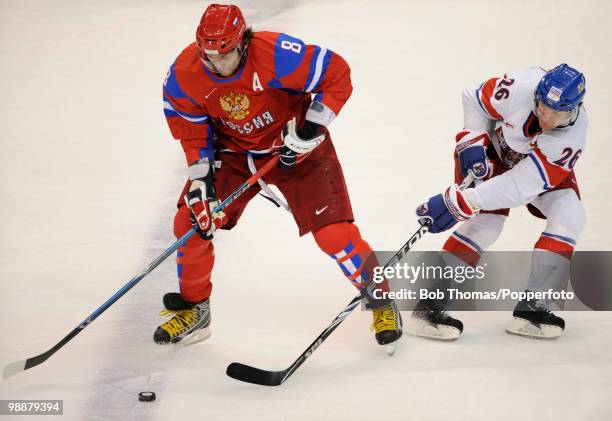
536, 64, 586, 111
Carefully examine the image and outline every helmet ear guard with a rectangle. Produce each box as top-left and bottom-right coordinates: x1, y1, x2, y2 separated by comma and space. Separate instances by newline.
535, 64, 586, 112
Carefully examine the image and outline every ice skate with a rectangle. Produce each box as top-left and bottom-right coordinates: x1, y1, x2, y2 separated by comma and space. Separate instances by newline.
506, 297, 564, 339
406, 299, 463, 341
371, 301, 403, 346
154, 293, 211, 345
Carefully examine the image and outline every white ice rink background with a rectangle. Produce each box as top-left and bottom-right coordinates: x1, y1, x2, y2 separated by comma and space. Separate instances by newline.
1, 0, 611, 420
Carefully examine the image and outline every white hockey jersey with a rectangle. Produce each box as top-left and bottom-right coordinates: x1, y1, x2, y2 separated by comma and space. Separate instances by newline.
460, 66, 588, 211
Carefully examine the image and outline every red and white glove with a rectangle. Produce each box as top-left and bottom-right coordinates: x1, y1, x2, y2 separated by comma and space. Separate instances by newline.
276, 117, 326, 169
184, 159, 227, 240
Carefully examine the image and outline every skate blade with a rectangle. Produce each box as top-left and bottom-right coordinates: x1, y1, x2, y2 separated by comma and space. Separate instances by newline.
385, 344, 396, 356
505, 317, 561, 340
181, 327, 212, 346
406, 318, 460, 341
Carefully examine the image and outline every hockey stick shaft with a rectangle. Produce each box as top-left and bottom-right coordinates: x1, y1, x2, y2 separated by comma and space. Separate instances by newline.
227, 173, 476, 385
373, 173, 475, 270
280, 295, 362, 382
3, 155, 279, 379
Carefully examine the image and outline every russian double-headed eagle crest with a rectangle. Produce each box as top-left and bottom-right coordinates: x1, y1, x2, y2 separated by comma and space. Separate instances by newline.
220, 92, 250, 120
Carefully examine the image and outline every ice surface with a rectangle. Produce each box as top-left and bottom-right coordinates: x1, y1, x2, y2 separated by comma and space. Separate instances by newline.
1, 1, 611, 420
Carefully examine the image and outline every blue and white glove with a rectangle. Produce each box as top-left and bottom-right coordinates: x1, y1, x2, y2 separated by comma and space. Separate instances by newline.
416, 184, 479, 233
455, 130, 492, 180
278, 118, 326, 169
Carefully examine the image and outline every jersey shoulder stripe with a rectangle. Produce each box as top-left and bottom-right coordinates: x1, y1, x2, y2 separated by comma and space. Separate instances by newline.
528, 146, 571, 189
476, 78, 502, 119
254, 31, 336, 96
304, 46, 332, 92
163, 96, 208, 124
165, 62, 189, 100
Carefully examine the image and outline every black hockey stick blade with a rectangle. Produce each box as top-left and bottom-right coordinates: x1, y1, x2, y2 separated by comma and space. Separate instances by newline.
2, 325, 82, 380
226, 363, 286, 386
3, 354, 49, 380
3, 349, 56, 379
226, 295, 362, 386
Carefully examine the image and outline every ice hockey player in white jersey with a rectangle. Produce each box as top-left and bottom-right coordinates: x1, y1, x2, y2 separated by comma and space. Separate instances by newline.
413, 64, 587, 340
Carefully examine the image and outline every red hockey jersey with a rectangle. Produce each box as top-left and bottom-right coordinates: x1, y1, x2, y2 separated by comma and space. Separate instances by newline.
163, 31, 353, 165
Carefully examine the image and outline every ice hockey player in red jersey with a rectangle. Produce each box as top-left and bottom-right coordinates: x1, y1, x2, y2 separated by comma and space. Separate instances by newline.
412, 64, 587, 340
154, 4, 402, 346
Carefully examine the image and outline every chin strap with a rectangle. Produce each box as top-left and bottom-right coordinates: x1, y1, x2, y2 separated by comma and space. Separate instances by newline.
200, 41, 249, 76
558, 106, 581, 128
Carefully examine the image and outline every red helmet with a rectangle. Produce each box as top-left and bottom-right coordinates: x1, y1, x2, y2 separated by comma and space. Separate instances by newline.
196, 4, 247, 56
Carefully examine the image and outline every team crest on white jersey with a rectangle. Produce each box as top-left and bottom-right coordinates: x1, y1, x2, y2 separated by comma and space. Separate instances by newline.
220, 92, 250, 120
493, 126, 530, 168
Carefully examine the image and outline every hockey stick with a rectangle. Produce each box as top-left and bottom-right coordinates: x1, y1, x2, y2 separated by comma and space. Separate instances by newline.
226, 173, 475, 386
2, 155, 280, 380
225, 225, 428, 386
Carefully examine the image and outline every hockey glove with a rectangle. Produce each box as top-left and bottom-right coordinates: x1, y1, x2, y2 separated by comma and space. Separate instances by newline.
278, 118, 326, 170
455, 130, 492, 180
184, 158, 227, 240
416, 184, 479, 233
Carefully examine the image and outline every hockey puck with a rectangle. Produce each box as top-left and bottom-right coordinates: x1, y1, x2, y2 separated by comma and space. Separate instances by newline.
138, 391, 156, 402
